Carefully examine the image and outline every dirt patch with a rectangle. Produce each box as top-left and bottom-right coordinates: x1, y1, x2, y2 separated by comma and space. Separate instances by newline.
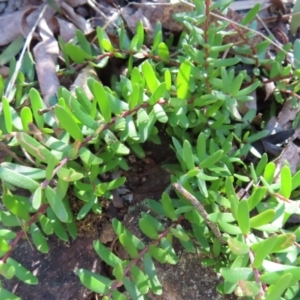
3, 235, 101, 300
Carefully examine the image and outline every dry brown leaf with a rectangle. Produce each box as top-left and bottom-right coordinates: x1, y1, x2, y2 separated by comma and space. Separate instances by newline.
20, 6, 40, 39
70, 65, 98, 99
0, 6, 35, 46
0, 66, 9, 78
64, 0, 86, 7
55, 17, 77, 42
274, 142, 300, 176
277, 99, 300, 128
33, 18, 60, 108
61, 1, 92, 33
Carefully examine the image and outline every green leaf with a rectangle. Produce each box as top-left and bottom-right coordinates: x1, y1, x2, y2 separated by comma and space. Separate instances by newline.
93, 240, 122, 267
2, 96, 12, 133
0, 166, 39, 191
291, 0, 300, 35
164, 69, 171, 91
76, 196, 96, 220
119, 233, 139, 258
139, 216, 159, 240
157, 42, 170, 61
231, 73, 244, 97
0, 35, 24, 65
227, 238, 249, 255
0, 288, 21, 300
20, 107, 33, 131
16, 132, 59, 164
0, 211, 20, 227
79, 147, 103, 165
241, 3, 261, 25
161, 192, 177, 221
0, 229, 16, 240
47, 208, 69, 241
148, 245, 167, 263
0, 238, 10, 252
265, 273, 292, 300
236, 80, 260, 97
142, 61, 159, 93
103, 130, 130, 155
76, 269, 111, 294
292, 169, 300, 190
248, 187, 267, 211
220, 267, 253, 283
57, 168, 83, 182
255, 153, 268, 176
135, 20, 144, 49
112, 219, 145, 250
112, 290, 127, 300
6, 258, 38, 285
129, 83, 140, 109
101, 39, 114, 52
149, 83, 167, 105
30, 224, 49, 253
270, 233, 295, 252
38, 214, 54, 235
199, 150, 224, 169
131, 265, 149, 294
183, 139, 195, 170
176, 60, 192, 99
237, 200, 250, 234
93, 81, 111, 122
65, 43, 93, 63
294, 39, 300, 69
235, 280, 261, 297
263, 162, 275, 184
219, 220, 242, 235
143, 253, 163, 295
123, 277, 143, 299
252, 235, 277, 268
76, 29, 92, 55
153, 103, 168, 123
54, 105, 84, 141
280, 165, 292, 198
0, 163, 46, 180
113, 263, 124, 282
260, 267, 300, 285
63, 92, 98, 130
250, 209, 275, 228
45, 186, 68, 223
170, 225, 190, 242
2, 194, 30, 220
0, 262, 15, 279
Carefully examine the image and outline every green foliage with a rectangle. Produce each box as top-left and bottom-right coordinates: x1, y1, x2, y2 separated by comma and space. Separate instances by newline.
1, 2, 300, 300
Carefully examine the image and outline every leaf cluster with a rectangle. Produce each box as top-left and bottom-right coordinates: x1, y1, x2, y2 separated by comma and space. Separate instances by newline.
0, 2, 300, 300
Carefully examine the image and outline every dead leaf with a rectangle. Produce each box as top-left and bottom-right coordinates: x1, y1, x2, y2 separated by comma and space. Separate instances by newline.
277, 98, 300, 128
274, 141, 300, 176
0, 66, 9, 78
70, 65, 98, 99
0, 6, 35, 46
64, 0, 86, 7
61, 1, 92, 33
33, 18, 60, 108
55, 17, 77, 42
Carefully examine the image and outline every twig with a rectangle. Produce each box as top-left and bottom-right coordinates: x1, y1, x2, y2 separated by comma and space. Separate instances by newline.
173, 182, 226, 245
